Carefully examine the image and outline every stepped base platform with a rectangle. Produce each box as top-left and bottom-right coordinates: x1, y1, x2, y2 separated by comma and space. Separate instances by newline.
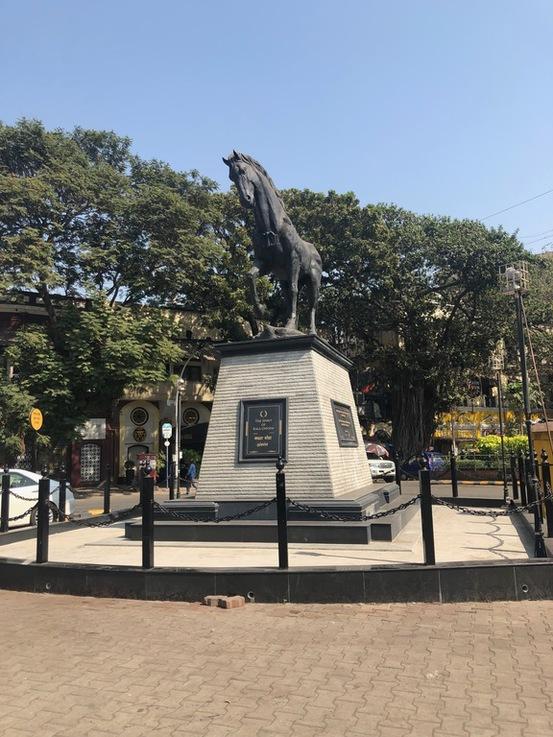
129, 483, 419, 544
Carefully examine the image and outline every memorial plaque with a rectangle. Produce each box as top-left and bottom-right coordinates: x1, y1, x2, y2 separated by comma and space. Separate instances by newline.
239, 398, 287, 462
331, 400, 359, 447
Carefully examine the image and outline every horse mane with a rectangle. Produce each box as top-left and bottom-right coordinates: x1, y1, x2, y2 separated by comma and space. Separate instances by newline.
236, 152, 285, 208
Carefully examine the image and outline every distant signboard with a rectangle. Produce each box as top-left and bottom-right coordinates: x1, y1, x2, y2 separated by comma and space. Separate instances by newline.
137, 452, 157, 470
161, 422, 173, 439
239, 398, 287, 462
29, 408, 43, 431
331, 400, 359, 447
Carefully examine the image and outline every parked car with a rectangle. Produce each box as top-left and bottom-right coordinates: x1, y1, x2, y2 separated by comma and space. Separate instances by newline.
3, 469, 75, 528
401, 452, 448, 480
366, 453, 396, 482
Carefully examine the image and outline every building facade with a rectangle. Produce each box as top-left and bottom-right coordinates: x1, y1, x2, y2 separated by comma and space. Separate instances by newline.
0, 292, 218, 485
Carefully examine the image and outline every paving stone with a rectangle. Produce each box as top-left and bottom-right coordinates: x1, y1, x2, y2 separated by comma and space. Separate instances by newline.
218, 595, 246, 609
1, 593, 553, 737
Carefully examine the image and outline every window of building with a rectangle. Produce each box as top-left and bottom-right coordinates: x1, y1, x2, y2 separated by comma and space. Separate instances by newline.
130, 407, 149, 426
184, 365, 202, 382
80, 443, 102, 482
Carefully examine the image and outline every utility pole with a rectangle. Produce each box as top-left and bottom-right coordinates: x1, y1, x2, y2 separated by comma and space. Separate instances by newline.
501, 263, 546, 557
490, 346, 508, 503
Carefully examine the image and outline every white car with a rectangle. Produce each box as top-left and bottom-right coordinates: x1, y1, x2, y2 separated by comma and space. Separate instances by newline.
367, 456, 396, 483
3, 469, 75, 528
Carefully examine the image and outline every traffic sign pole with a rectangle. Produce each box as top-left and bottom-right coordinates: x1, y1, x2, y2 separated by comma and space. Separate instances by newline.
164, 440, 170, 493
161, 423, 173, 497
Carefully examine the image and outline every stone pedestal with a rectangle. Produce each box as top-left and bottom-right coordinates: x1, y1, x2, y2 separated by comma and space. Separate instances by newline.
197, 336, 373, 502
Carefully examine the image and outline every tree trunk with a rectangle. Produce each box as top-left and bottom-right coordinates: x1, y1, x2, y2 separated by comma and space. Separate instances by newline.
391, 376, 436, 461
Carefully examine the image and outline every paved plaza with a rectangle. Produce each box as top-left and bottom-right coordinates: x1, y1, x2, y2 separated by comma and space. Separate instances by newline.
1, 591, 553, 736
0, 502, 534, 568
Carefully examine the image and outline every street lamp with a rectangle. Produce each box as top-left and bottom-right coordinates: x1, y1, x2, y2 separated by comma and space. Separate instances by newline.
489, 345, 508, 502
172, 377, 186, 499
499, 262, 546, 557
171, 341, 210, 498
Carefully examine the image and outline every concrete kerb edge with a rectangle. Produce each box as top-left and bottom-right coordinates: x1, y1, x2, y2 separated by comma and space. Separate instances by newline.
1, 556, 553, 604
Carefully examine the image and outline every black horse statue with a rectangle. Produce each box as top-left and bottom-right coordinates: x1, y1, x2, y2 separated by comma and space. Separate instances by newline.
223, 150, 322, 336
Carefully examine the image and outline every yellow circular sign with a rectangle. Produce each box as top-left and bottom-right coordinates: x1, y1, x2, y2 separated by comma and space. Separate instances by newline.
29, 408, 43, 431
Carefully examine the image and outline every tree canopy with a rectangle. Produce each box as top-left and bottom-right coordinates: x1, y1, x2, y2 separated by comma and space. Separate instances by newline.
280, 190, 526, 456
0, 119, 224, 455
0, 119, 532, 461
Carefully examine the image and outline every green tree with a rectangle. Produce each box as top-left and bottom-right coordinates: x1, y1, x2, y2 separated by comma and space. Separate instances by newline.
281, 191, 526, 457
520, 254, 553, 413
6, 301, 183, 448
0, 379, 36, 465
0, 119, 227, 447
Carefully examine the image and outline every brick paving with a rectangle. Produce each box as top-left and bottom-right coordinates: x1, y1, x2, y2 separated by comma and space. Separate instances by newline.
1, 592, 553, 736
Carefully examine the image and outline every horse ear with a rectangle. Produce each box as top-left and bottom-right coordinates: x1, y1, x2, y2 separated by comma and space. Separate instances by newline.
222, 156, 230, 165
233, 149, 240, 159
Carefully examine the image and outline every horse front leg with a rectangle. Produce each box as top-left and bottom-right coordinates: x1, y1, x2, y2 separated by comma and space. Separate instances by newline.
247, 264, 267, 320
285, 258, 300, 330
307, 268, 321, 335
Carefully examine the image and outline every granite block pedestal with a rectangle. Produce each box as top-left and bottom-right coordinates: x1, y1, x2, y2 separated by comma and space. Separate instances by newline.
126, 337, 408, 545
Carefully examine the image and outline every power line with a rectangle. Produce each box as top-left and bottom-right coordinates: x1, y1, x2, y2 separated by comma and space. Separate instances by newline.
481, 187, 553, 221
524, 233, 553, 246
520, 227, 553, 239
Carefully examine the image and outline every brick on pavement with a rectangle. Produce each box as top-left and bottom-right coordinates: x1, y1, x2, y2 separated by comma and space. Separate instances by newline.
1, 592, 553, 736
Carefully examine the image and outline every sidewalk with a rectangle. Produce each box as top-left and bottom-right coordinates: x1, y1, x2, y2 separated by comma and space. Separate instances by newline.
1, 590, 552, 737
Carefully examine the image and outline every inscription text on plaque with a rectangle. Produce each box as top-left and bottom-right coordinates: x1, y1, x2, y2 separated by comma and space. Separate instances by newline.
331, 400, 359, 447
239, 398, 287, 462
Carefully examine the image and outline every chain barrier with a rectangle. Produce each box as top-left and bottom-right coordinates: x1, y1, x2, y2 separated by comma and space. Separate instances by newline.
153, 498, 277, 523
51, 502, 143, 527
430, 491, 553, 519
7, 503, 38, 522
286, 494, 421, 522
9, 488, 56, 502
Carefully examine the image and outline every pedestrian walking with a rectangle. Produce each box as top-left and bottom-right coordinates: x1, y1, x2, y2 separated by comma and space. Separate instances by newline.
184, 458, 197, 495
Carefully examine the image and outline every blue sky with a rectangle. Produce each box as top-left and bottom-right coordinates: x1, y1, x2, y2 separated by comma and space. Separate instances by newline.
1, 1, 552, 249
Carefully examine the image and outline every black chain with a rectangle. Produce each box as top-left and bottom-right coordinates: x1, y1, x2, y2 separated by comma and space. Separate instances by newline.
153, 498, 277, 523
52, 503, 143, 527
7, 503, 38, 522
9, 488, 56, 502
431, 491, 553, 518
286, 494, 421, 522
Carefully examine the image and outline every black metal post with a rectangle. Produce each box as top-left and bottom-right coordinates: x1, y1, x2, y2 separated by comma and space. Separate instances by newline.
518, 451, 527, 506
419, 468, 436, 565
394, 451, 402, 494
36, 471, 50, 564
496, 370, 509, 502
540, 450, 553, 538
275, 457, 289, 569
169, 457, 175, 501
510, 452, 519, 501
450, 451, 459, 499
515, 288, 546, 557
58, 466, 66, 522
141, 475, 154, 569
532, 452, 543, 523
1, 466, 10, 533
103, 464, 111, 515
524, 451, 534, 504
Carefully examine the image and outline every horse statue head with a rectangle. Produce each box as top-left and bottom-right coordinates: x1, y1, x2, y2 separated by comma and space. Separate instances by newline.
223, 150, 277, 211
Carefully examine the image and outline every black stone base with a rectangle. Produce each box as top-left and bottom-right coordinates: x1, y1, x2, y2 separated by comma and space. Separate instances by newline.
2, 557, 553, 604
156, 483, 400, 521
147, 483, 416, 543
126, 519, 374, 544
